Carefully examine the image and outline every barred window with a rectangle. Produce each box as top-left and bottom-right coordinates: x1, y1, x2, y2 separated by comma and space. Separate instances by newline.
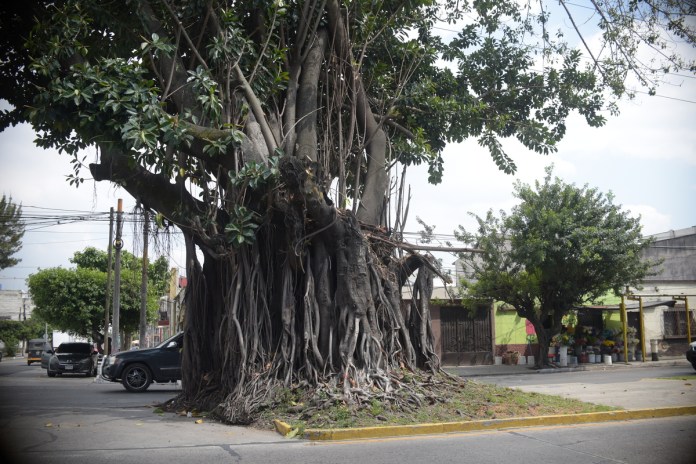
663, 308, 696, 338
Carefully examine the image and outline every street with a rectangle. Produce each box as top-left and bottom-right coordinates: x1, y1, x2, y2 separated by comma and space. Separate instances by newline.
1, 357, 694, 464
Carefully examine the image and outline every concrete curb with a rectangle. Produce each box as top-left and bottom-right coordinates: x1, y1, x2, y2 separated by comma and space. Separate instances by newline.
275, 406, 696, 441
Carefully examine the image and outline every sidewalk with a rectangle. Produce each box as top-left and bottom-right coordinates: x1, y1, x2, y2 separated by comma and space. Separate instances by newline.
444, 356, 691, 377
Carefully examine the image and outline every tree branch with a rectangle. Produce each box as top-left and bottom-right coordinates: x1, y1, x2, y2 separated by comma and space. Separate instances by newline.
296, 29, 327, 162
326, 0, 388, 226
89, 146, 205, 232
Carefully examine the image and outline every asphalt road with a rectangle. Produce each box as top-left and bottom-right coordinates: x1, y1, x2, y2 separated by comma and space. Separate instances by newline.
1, 357, 694, 464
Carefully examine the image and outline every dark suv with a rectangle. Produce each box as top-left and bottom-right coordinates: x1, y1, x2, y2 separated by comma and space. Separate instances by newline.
102, 332, 183, 392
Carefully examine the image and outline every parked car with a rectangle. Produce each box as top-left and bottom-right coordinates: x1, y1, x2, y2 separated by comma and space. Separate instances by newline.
47, 342, 98, 377
26, 338, 52, 365
40, 347, 54, 369
101, 332, 183, 392
687, 341, 696, 371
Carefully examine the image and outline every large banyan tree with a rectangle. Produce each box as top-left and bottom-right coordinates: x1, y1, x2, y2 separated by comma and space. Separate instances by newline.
1, 1, 693, 422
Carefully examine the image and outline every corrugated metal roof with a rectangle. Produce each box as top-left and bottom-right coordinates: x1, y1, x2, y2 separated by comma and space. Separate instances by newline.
575, 299, 677, 311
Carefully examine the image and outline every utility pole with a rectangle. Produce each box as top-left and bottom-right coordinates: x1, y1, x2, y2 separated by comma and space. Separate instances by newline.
139, 210, 149, 348
104, 207, 114, 356
112, 199, 124, 353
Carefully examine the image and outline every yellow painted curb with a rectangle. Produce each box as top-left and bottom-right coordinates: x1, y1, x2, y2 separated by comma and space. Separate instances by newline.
274, 419, 294, 436
276, 406, 696, 441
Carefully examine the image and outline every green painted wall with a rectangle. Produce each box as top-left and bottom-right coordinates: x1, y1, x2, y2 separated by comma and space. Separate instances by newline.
494, 306, 623, 345
603, 310, 622, 330
494, 309, 534, 345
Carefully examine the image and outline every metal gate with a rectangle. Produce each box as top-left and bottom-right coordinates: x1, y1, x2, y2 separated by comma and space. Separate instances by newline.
440, 305, 493, 365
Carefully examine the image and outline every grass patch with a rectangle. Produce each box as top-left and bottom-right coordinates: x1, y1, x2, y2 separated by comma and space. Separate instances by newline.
254, 370, 617, 431
657, 374, 696, 381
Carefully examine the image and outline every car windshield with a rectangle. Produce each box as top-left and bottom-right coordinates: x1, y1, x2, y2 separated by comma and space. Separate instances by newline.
56, 343, 92, 354
156, 332, 182, 349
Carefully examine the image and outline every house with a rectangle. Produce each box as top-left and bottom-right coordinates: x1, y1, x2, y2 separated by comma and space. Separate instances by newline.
0, 290, 34, 321
151, 268, 186, 346
625, 226, 696, 356
439, 226, 696, 365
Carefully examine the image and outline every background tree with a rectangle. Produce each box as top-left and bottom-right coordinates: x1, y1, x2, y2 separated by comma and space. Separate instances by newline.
27, 248, 170, 347
0, 317, 47, 357
71, 247, 171, 296
455, 167, 655, 368
0, 195, 25, 270
0, 1, 692, 422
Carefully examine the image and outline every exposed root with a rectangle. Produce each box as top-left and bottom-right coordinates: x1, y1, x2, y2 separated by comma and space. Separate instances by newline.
249, 368, 468, 429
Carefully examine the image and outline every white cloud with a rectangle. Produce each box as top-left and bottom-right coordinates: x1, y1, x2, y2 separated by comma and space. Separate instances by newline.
625, 204, 673, 236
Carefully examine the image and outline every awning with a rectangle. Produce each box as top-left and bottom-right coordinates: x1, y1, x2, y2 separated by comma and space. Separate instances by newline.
575, 299, 677, 311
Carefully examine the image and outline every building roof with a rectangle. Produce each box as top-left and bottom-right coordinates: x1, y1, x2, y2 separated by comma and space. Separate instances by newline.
647, 226, 696, 242
575, 299, 677, 311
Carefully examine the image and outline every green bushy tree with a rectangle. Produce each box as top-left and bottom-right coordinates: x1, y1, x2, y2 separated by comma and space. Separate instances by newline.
0, 195, 25, 271
456, 167, 655, 367
28, 247, 171, 347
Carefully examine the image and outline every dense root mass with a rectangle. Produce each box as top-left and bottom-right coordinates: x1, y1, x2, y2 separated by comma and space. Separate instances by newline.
165, 368, 462, 428
268, 370, 462, 425
174, 158, 440, 424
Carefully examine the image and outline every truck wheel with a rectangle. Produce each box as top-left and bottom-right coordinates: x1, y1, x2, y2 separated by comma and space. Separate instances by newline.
122, 363, 152, 392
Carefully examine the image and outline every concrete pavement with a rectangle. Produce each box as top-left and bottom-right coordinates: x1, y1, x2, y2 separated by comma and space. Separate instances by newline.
456, 357, 696, 411
444, 356, 692, 378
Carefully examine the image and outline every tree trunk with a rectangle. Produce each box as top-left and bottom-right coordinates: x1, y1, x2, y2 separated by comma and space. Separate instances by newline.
167, 157, 438, 423
532, 321, 551, 369
527, 313, 562, 369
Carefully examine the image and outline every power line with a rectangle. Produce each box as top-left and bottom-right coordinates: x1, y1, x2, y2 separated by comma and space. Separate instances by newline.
633, 89, 696, 104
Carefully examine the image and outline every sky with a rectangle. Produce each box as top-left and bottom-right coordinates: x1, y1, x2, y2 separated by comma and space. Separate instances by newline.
1, 10, 695, 292
403, 80, 696, 276
0, 119, 188, 292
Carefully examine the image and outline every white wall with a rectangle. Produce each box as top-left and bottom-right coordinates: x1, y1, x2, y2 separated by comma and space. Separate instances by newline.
52, 331, 88, 346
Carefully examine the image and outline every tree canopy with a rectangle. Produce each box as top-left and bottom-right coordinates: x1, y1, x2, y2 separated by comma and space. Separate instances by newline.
71, 246, 171, 297
0, 0, 693, 423
0, 318, 46, 356
455, 167, 655, 367
27, 247, 171, 346
0, 195, 25, 271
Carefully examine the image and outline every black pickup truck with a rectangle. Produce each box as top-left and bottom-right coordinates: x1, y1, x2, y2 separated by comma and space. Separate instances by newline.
101, 332, 183, 392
